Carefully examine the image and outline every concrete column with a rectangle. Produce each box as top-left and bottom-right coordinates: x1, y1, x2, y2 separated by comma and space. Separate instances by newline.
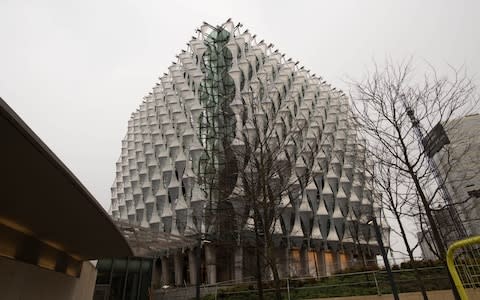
234, 246, 243, 282
346, 250, 354, 269
300, 246, 309, 276
307, 249, 318, 277
205, 244, 216, 284
161, 255, 171, 285
275, 247, 287, 278
316, 249, 326, 277
317, 249, 336, 276
333, 250, 341, 273
174, 251, 184, 286
366, 253, 377, 268
151, 258, 162, 288
188, 249, 199, 285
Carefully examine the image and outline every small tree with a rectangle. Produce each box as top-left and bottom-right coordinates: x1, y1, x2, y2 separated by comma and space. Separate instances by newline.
369, 155, 429, 299
221, 85, 314, 300
198, 62, 318, 299
351, 59, 479, 299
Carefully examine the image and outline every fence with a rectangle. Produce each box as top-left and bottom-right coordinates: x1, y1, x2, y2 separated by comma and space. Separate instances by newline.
154, 265, 452, 299
447, 235, 480, 300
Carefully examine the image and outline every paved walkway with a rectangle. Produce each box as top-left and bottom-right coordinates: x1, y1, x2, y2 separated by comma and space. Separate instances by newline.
309, 289, 480, 300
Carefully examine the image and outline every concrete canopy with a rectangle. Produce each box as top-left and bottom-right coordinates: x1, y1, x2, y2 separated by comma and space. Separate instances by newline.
0, 97, 132, 263
114, 220, 196, 257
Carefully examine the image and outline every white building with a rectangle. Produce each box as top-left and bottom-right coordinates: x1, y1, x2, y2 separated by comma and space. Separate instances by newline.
435, 114, 480, 237
109, 20, 389, 285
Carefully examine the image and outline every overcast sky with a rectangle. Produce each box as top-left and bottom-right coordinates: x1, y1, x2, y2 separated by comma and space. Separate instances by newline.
2, 0, 479, 257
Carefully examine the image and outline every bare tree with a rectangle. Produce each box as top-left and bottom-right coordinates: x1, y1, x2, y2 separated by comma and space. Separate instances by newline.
216, 89, 314, 300
350, 58, 479, 299
369, 155, 429, 299
196, 64, 319, 299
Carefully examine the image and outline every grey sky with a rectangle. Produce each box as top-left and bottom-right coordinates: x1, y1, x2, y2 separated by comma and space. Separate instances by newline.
2, 0, 479, 257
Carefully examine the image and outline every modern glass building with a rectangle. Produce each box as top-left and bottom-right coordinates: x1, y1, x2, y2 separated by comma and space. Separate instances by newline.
95, 257, 153, 300
110, 20, 390, 285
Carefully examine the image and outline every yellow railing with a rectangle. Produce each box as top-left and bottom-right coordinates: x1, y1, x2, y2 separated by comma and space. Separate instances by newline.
447, 235, 480, 300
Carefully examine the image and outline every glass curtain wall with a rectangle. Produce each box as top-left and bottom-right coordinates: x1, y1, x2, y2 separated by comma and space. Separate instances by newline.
95, 257, 153, 300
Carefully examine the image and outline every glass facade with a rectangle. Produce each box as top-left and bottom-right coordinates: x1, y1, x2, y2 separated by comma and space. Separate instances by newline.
94, 257, 153, 300
109, 20, 390, 284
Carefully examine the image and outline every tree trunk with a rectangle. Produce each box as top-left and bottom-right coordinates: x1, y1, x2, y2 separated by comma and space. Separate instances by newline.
254, 223, 264, 300
270, 260, 282, 300
394, 122, 460, 299
393, 207, 429, 300
406, 166, 460, 300
266, 238, 283, 300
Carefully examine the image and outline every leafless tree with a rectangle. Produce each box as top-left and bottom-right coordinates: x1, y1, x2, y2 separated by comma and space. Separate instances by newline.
197, 70, 317, 300
369, 155, 429, 299
350, 58, 479, 299
221, 95, 314, 300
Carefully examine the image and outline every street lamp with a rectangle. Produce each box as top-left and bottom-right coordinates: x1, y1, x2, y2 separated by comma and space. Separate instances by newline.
368, 217, 400, 300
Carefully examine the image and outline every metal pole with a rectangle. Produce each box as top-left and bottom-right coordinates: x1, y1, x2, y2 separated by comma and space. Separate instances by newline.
373, 271, 380, 296
372, 217, 400, 300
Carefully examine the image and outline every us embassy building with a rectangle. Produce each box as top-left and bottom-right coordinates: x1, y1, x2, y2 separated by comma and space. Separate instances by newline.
109, 20, 390, 286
